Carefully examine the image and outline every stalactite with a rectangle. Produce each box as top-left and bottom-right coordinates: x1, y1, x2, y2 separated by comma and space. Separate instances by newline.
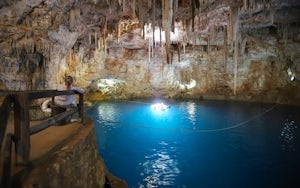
162, 0, 170, 63
174, 0, 178, 13
198, 0, 201, 29
132, 0, 136, 17
152, 0, 156, 47
166, 0, 171, 64
228, 10, 233, 49
223, 25, 228, 70
241, 38, 247, 56
178, 43, 181, 62
123, 0, 125, 12
103, 17, 107, 51
207, 34, 210, 54
159, 26, 162, 44
138, 0, 144, 37
196, 0, 200, 11
191, 0, 195, 32
233, 8, 240, 95
117, 22, 120, 43
138, 0, 143, 21
283, 24, 290, 45
151, 38, 154, 57
171, 0, 175, 32
32, 40, 35, 53
148, 0, 152, 9
148, 38, 151, 62
69, 50, 72, 69
162, 0, 173, 64
251, 0, 255, 10
185, 19, 190, 43
69, 8, 76, 29
94, 31, 97, 47
162, 0, 166, 31
98, 37, 101, 50
104, 37, 107, 53
109, 1, 112, 14
243, 0, 248, 9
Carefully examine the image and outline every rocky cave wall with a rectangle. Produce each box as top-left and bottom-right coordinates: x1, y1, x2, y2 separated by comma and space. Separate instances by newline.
0, 0, 300, 104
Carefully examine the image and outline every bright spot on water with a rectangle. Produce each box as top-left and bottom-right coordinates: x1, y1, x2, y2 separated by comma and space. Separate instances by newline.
281, 119, 298, 151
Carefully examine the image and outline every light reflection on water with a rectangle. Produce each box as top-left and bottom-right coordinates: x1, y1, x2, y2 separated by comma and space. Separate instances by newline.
86, 100, 300, 188
97, 104, 119, 123
280, 118, 298, 151
186, 102, 196, 128
139, 141, 180, 187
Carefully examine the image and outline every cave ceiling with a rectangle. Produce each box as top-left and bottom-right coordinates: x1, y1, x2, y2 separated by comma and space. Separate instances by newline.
0, 0, 299, 60
1, 0, 299, 36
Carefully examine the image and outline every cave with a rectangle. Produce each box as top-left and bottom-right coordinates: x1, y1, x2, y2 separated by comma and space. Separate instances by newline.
1, 0, 300, 187
0, 0, 299, 103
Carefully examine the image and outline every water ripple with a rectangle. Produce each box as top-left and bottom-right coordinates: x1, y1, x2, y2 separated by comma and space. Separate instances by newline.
139, 142, 180, 187
280, 118, 298, 151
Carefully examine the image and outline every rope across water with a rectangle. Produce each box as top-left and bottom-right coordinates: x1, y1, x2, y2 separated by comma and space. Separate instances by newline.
98, 100, 277, 133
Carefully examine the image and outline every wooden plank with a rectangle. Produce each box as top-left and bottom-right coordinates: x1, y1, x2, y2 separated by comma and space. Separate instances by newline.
13, 93, 30, 164
1, 90, 74, 97
30, 108, 78, 135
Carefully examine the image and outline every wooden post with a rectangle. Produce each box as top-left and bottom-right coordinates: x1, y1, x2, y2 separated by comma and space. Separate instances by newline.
1, 133, 13, 188
78, 93, 84, 125
13, 93, 30, 164
0, 95, 12, 150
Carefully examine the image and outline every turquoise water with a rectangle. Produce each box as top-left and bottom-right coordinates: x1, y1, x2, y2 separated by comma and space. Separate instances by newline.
85, 99, 300, 188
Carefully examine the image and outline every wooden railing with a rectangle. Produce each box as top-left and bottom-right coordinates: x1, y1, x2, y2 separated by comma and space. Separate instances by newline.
0, 90, 84, 188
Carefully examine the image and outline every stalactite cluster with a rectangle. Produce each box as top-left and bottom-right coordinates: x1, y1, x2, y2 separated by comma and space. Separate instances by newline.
88, 0, 212, 64
0, 0, 299, 98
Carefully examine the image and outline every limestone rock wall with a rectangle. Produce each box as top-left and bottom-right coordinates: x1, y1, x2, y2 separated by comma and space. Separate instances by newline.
0, 0, 299, 104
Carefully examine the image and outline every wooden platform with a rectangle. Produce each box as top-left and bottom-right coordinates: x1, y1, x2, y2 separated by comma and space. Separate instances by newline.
2, 114, 84, 178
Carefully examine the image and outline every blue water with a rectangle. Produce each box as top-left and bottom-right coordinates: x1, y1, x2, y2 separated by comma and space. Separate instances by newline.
85, 99, 300, 188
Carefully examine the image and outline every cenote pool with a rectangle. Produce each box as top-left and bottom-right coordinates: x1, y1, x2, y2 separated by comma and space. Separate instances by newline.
85, 99, 300, 188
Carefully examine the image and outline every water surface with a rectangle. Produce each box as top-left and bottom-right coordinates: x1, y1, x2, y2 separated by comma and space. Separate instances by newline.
86, 99, 300, 188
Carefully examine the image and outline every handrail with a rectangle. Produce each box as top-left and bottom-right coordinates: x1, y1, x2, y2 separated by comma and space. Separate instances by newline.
0, 90, 84, 188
